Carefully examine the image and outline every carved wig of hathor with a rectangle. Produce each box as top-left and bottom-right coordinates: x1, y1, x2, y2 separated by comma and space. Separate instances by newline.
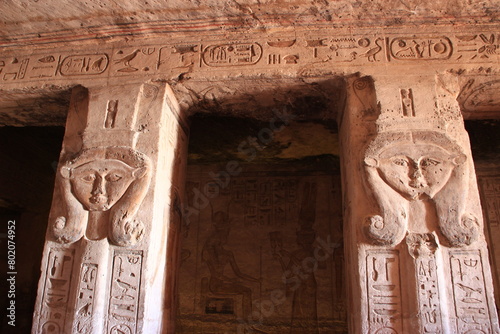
52, 146, 152, 246
363, 130, 480, 247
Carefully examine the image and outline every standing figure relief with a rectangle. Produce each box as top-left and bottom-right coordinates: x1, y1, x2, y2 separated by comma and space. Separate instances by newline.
272, 182, 319, 334
202, 211, 259, 319
363, 131, 479, 247
53, 146, 152, 246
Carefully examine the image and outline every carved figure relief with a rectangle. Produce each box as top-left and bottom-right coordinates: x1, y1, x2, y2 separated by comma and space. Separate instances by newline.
53, 146, 152, 246
363, 131, 479, 247
201, 210, 259, 319
272, 182, 319, 333
177, 171, 345, 333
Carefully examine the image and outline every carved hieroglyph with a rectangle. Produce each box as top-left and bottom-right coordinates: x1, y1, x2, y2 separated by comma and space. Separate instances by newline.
450, 250, 495, 333
177, 168, 345, 333
37, 247, 75, 333
53, 146, 152, 246
406, 233, 443, 333
366, 249, 403, 334
363, 130, 479, 247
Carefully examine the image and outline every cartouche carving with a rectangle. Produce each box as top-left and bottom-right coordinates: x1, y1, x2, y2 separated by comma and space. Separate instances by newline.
363, 131, 479, 247
53, 146, 151, 246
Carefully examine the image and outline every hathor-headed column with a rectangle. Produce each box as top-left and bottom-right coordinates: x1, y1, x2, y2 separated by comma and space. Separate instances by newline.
32, 82, 188, 333
339, 74, 499, 334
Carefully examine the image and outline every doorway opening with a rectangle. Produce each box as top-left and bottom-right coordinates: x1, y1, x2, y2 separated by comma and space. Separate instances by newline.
175, 113, 348, 333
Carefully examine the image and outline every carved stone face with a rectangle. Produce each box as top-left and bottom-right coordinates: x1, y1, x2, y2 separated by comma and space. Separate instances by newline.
373, 143, 458, 200
69, 159, 138, 211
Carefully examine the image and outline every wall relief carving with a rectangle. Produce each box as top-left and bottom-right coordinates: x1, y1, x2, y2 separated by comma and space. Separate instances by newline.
363, 131, 479, 247
201, 210, 259, 319
177, 169, 345, 333
53, 146, 152, 246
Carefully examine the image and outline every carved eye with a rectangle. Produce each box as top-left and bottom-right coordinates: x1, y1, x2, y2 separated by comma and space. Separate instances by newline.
106, 173, 123, 182
392, 158, 408, 167
421, 158, 440, 167
81, 174, 96, 182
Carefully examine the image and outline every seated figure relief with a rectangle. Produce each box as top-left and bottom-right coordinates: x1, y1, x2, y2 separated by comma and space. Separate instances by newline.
53, 146, 152, 246
363, 131, 479, 247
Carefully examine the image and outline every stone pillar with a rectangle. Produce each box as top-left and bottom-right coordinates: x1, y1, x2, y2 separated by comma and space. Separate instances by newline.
32, 82, 188, 334
339, 74, 500, 334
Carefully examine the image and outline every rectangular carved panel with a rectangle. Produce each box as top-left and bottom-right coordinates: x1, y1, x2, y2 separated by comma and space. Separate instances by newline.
106, 250, 143, 334
177, 166, 345, 333
366, 250, 403, 334
37, 247, 75, 333
74, 263, 98, 333
449, 250, 494, 333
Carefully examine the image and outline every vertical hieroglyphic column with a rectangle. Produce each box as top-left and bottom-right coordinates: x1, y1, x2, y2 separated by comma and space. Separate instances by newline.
32, 82, 188, 333
406, 233, 443, 333
365, 250, 403, 334
450, 250, 494, 333
339, 74, 499, 333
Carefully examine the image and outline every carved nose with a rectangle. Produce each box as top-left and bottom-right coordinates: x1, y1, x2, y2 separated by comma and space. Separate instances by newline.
91, 176, 105, 195
409, 163, 425, 188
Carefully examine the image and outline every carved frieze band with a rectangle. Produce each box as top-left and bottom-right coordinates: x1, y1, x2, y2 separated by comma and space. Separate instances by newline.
0, 32, 498, 83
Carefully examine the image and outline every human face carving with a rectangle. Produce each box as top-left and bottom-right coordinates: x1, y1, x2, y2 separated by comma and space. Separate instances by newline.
374, 143, 457, 200
69, 159, 137, 211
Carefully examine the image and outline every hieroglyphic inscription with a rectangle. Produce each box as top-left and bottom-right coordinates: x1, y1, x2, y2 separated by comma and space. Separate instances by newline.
60, 54, 109, 76
306, 37, 385, 63
0, 32, 498, 84
450, 250, 493, 333
105, 100, 118, 129
157, 45, 199, 70
406, 233, 442, 333
38, 247, 75, 333
107, 250, 143, 334
389, 37, 452, 60
202, 43, 263, 66
366, 250, 403, 334
400, 88, 415, 117
1, 57, 29, 81
74, 263, 98, 333
112, 48, 156, 73
229, 178, 298, 226
455, 33, 499, 61
30, 55, 59, 79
